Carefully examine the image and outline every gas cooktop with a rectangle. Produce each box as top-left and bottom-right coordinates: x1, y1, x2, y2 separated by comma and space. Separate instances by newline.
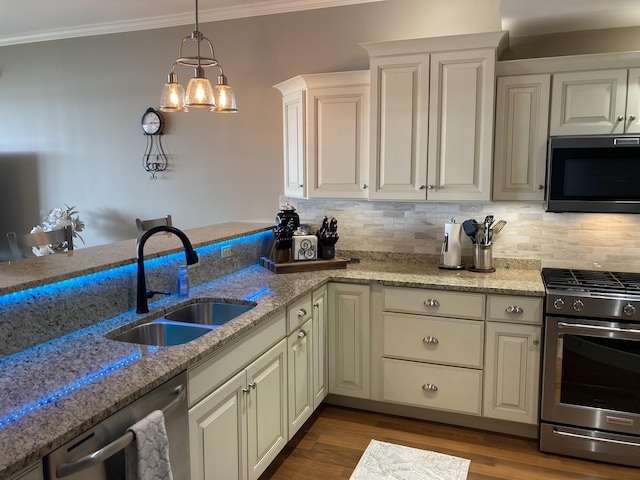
542, 268, 640, 295
542, 268, 640, 321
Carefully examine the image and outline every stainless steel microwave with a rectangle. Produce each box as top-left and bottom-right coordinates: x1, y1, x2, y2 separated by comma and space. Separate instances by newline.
546, 135, 640, 214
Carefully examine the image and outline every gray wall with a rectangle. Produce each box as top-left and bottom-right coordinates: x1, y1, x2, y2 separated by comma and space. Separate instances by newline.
0, 0, 500, 252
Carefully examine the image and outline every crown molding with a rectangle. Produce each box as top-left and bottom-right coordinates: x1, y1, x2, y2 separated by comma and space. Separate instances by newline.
0, 0, 381, 47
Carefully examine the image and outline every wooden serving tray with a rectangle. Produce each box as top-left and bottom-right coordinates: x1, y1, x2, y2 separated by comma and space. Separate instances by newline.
260, 256, 348, 274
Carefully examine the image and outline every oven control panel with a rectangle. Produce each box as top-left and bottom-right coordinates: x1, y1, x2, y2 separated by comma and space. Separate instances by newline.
546, 293, 640, 322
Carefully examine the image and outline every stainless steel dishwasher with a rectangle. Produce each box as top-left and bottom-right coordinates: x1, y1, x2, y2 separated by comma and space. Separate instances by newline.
45, 372, 189, 479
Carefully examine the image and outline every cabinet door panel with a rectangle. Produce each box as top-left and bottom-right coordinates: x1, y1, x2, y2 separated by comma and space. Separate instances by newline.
550, 70, 627, 135
328, 283, 371, 398
189, 371, 246, 480
312, 286, 328, 409
287, 318, 313, 438
427, 49, 494, 201
369, 54, 429, 200
246, 340, 287, 480
626, 68, 640, 134
282, 91, 305, 197
493, 75, 550, 201
483, 322, 541, 424
309, 86, 369, 198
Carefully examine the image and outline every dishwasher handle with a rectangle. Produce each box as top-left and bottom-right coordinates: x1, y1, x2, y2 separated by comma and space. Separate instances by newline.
55, 384, 184, 478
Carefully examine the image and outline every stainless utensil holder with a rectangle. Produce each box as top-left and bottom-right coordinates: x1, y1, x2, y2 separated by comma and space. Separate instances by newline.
472, 244, 495, 272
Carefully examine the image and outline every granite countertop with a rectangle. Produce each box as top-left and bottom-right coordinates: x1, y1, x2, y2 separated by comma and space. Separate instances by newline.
0, 239, 543, 478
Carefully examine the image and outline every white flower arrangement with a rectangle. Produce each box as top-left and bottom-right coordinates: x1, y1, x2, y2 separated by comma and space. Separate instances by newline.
30, 205, 85, 256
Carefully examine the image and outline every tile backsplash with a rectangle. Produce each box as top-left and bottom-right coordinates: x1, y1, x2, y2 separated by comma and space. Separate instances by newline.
288, 199, 640, 272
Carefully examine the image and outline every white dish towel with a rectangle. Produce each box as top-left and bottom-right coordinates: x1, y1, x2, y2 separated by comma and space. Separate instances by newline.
125, 409, 174, 480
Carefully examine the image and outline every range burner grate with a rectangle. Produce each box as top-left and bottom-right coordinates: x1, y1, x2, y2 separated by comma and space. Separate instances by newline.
542, 268, 640, 294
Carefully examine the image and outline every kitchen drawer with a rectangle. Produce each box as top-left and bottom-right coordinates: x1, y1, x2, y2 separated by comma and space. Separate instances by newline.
383, 313, 484, 368
287, 293, 313, 334
383, 286, 485, 320
382, 358, 482, 415
487, 295, 542, 325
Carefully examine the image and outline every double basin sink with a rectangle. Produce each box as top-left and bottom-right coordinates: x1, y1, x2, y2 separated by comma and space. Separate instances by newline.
106, 300, 256, 346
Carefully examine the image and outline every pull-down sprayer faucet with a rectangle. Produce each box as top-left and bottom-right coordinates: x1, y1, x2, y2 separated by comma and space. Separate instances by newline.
136, 225, 199, 314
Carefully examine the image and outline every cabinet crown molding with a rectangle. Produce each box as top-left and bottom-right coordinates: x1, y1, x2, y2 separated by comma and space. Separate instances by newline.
274, 70, 369, 95
497, 50, 640, 76
360, 30, 508, 57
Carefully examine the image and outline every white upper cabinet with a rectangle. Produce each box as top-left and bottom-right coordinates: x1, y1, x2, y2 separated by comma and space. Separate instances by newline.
493, 74, 550, 201
549, 68, 640, 135
367, 53, 430, 200
427, 49, 496, 201
274, 71, 370, 199
362, 31, 506, 201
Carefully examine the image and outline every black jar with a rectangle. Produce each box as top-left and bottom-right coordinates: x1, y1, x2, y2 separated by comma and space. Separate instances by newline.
275, 204, 300, 229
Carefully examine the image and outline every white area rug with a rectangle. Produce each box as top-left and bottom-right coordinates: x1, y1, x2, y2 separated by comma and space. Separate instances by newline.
350, 440, 470, 480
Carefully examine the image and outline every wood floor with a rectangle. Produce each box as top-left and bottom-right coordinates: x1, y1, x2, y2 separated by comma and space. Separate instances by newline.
260, 404, 639, 480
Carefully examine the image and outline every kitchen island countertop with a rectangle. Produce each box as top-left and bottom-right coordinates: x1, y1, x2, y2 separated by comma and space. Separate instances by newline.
0, 231, 543, 478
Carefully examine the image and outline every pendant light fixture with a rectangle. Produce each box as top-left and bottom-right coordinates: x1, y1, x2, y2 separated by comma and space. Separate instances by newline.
159, 0, 237, 113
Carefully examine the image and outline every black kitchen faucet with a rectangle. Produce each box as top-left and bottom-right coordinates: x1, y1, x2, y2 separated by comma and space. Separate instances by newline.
136, 225, 199, 313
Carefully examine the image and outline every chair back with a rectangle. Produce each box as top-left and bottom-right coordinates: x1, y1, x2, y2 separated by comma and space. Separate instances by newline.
135, 215, 173, 239
7, 225, 74, 259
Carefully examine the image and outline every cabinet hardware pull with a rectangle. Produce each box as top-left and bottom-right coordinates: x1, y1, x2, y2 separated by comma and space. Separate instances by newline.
426, 185, 435, 190
422, 383, 438, 392
423, 336, 439, 344
419, 185, 426, 190
506, 305, 523, 314
242, 383, 256, 394
297, 308, 307, 318
298, 184, 304, 188
313, 302, 319, 308
630, 115, 637, 121
533, 339, 540, 346
297, 330, 307, 338
424, 299, 440, 308
362, 184, 368, 189
538, 184, 545, 190
617, 115, 625, 122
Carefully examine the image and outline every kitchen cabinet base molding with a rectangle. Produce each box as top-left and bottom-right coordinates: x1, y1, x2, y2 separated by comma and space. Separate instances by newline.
324, 394, 538, 439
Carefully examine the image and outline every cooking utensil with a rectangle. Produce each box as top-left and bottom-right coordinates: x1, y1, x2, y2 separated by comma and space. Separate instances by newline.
492, 220, 507, 235
483, 215, 493, 245
462, 219, 478, 244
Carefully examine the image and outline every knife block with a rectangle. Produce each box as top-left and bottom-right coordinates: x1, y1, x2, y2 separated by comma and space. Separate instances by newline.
318, 243, 335, 260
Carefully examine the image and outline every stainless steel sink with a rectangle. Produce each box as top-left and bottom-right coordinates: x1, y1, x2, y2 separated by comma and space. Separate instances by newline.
164, 301, 256, 326
106, 321, 212, 346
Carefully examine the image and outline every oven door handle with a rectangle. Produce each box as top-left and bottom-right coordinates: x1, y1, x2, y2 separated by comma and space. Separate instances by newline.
55, 384, 184, 478
558, 321, 640, 336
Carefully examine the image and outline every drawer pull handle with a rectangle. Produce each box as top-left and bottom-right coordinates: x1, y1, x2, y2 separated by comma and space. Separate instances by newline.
423, 336, 439, 344
297, 329, 307, 338
242, 383, 256, 394
506, 305, 524, 314
422, 383, 438, 392
424, 299, 440, 308
297, 308, 307, 318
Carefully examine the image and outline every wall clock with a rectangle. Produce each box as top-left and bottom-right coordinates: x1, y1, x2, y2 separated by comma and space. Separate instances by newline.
141, 107, 167, 179
141, 107, 164, 135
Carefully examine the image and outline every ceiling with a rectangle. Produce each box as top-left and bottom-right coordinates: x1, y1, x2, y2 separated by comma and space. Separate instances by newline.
2, 0, 640, 47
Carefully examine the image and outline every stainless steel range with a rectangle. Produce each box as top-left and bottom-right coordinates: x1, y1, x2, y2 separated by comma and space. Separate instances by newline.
540, 268, 640, 467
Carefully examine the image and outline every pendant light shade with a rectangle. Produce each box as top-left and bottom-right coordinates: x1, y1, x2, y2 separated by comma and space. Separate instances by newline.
185, 68, 215, 108
160, 73, 188, 112
159, 0, 237, 113
212, 74, 237, 113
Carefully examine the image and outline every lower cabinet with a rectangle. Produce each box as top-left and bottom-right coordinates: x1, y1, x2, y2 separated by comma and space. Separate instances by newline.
483, 320, 542, 424
287, 317, 313, 439
189, 338, 288, 480
312, 285, 328, 409
328, 283, 371, 399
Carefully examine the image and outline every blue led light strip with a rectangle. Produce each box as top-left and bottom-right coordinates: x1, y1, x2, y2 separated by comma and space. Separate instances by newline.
244, 287, 271, 301
0, 230, 272, 307
0, 348, 158, 428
